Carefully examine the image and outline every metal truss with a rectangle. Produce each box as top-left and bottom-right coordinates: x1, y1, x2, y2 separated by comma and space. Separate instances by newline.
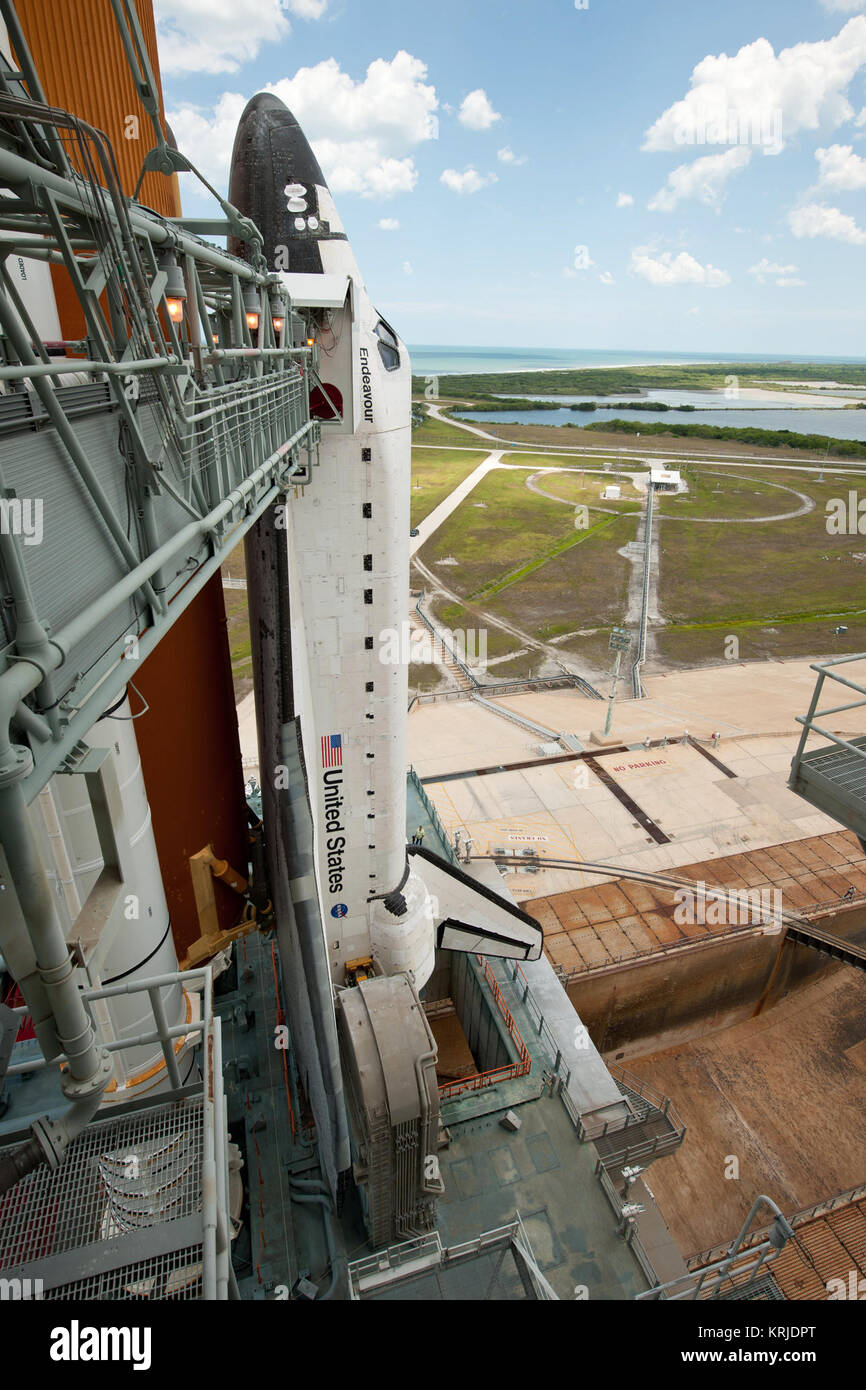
0, 71, 318, 802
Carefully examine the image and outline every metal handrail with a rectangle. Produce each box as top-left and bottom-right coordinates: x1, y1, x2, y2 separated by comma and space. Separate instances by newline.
407, 765, 459, 865
438, 956, 531, 1100
413, 591, 478, 687
595, 1161, 664, 1295
687, 1181, 866, 1270
791, 653, 866, 771
1, 964, 230, 1299
508, 959, 571, 1080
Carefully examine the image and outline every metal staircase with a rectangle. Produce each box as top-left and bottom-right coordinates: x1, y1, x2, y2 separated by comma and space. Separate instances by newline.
579, 1063, 686, 1168
789, 654, 866, 848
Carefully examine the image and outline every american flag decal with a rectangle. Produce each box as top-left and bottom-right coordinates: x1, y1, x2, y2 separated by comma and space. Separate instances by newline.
321, 734, 343, 769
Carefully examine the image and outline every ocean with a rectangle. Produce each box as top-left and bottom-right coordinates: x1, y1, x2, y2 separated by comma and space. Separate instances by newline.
407, 345, 866, 377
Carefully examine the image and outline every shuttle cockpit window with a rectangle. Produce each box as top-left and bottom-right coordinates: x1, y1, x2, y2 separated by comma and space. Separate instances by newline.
374, 317, 401, 371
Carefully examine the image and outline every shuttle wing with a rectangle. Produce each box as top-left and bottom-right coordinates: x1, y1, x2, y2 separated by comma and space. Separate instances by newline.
408, 845, 543, 961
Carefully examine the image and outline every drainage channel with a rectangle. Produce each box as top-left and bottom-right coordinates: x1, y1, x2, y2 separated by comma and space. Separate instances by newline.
582, 756, 671, 846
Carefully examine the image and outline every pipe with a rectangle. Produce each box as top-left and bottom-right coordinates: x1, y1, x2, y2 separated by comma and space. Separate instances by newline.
37, 784, 81, 923
0, 145, 267, 283
288, 1184, 340, 1300
14, 702, 51, 742
0, 1136, 43, 1196
0, 1088, 104, 1196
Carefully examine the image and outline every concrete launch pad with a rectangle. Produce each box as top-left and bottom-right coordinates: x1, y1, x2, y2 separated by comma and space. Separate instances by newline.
408, 659, 866, 901
417, 732, 845, 901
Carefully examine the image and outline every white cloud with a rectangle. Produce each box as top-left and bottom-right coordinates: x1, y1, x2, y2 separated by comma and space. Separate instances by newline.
458, 89, 501, 130
378, 218, 400, 230
440, 166, 497, 194
643, 19, 866, 159
776, 277, 806, 286
497, 146, 526, 165
815, 142, 866, 189
819, 1, 866, 11
687, 306, 701, 315
857, 107, 866, 125
648, 146, 752, 212
402, 260, 413, 275
599, 271, 615, 285
616, 192, 634, 207
748, 257, 800, 282
788, 201, 866, 242
154, 0, 324, 75
167, 52, 438, 201
311, 142, 418, 197
629, 248, 731, 287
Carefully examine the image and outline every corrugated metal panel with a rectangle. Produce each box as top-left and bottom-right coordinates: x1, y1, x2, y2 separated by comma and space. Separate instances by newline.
0, 410, 139, 700
13, 0, 181, 215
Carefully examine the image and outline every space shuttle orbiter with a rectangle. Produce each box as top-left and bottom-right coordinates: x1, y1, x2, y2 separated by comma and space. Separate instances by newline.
228, 95, 541, 993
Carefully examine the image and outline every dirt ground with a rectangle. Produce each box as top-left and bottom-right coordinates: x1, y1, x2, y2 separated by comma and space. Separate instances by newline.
626, 966, 866, 1256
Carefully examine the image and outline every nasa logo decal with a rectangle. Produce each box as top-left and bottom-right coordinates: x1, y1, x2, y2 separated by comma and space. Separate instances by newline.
331, 903, 348, 919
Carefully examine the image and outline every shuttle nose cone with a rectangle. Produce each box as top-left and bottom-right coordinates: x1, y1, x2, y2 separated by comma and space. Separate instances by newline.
229, 92, 342, 273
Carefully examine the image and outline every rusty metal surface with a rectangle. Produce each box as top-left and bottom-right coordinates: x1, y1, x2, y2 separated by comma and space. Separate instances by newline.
769, 1197, 866, 1300
527, 831, 866, 976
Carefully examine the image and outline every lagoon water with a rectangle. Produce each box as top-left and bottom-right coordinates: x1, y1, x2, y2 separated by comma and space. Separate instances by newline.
454, 404, 866, 443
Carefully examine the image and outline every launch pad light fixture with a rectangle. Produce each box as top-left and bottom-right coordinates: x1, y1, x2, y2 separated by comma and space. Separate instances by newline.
159, 253, 186, 324
243, 284, 261, 332
269, 289, 287, 337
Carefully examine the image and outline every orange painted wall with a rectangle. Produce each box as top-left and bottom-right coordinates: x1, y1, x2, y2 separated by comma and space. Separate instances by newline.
13, 0, 180, 214
13, 0, 181, 341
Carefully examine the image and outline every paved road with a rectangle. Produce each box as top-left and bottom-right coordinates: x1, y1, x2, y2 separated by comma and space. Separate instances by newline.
421, 402, 866, 474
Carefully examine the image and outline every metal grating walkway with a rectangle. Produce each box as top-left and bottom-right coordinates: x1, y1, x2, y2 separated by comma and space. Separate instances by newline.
0, 1098, 206, 1300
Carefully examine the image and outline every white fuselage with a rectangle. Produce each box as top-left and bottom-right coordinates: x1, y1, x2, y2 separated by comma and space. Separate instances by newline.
281, 206, 435, 989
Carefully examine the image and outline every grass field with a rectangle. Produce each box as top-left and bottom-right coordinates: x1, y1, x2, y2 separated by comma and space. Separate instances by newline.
652, 619, 866, 672
410, 448, 488, 527
486, 511, 636, 643
473, 419, 839, 462
657, 471, 866, 628
522, 467, 644, 507
655, 469, 808, 521
411, 412, 482, 446
409, 662, 446, 695
411, 361, 866, 398
416, 468, 582, 599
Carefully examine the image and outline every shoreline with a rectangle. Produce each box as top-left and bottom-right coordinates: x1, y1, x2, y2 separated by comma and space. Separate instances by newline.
409, 354, 866, 378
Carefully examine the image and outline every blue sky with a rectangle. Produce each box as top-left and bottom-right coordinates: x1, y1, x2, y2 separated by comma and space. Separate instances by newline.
155, 0, 866, 355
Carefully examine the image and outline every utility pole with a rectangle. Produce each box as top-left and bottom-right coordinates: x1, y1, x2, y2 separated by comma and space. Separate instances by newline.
604, 627, 632, 737
819, 437, 830, 484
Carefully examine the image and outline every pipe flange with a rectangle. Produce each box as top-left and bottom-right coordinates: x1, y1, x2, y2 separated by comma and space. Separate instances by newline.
29, 1114, 67, 1170
59, 1049, 114, 1103
0, 743, 33, 789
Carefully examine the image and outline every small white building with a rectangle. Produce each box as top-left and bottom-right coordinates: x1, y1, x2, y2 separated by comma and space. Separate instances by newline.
602, 484, 621, 500
650, 467, 682, 492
